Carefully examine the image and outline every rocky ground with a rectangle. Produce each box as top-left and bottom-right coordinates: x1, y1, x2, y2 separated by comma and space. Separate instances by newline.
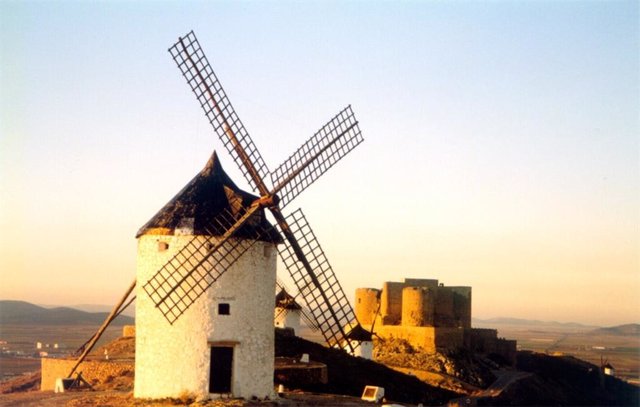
372, 336, 497, 392
91, 336, 136, 362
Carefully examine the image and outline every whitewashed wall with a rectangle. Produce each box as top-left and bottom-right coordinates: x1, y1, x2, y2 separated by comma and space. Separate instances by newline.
274, 308, 301, 334
135, 234, 277, 400
354, 341, 373, 359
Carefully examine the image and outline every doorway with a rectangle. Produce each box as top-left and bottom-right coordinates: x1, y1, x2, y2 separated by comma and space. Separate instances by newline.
209, 346, 233, 393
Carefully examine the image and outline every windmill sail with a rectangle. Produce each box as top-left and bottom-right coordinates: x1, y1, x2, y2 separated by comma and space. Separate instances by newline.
169, 31, 270, 194
143, 206, 264, 324
270, 105, 363, 208
275, 279, 321, 331
156, 31, 367, 352
277, 209, 357, 349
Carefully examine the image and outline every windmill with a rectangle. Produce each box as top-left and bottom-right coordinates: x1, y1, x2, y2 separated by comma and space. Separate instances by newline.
68, 31, 368, 399
274, 279, 321, 334
141, 30, 368, 353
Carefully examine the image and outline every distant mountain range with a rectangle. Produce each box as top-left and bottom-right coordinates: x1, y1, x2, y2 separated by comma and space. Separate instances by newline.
473, 317, 640, 336
589, 324, 640, 336
0, 300, 134, 326
472, 317, 599, 329
70, 303, 135, 317
1, 300, 636, 334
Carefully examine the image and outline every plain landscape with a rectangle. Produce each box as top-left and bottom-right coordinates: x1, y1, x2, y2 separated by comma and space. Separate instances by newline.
0, 301, 132, 382
473, 317, 640, 385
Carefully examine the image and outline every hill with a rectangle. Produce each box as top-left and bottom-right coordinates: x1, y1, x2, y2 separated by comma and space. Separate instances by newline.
589, 323, 640, 336
275, 329, 459, 405
69, 303, 136, 317
478, 351, 640, 406
473, 317, 596, 330
0, 300, 133, 326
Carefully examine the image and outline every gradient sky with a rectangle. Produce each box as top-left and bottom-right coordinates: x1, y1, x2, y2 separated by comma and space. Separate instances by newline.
1, 1, 638, 326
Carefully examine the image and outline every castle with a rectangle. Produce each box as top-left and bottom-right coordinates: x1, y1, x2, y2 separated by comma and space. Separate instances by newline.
355, 278, 516, 364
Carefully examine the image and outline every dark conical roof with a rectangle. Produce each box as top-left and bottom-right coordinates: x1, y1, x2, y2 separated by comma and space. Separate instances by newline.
275, 289, 302, 310
345, 324, 373, 341
136, 151, 282, 243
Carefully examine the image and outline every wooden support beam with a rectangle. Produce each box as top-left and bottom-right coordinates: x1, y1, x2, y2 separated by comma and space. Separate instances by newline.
67, 278, 136, 378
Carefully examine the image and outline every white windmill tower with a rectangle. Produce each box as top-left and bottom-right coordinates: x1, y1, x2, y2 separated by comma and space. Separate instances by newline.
274, 280, 325, 337
134, 152, 282, 399
132, 31, 368, 401
274, 287, 303, 334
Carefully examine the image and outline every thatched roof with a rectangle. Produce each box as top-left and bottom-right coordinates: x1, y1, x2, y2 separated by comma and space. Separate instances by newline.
136, 151, 281, 243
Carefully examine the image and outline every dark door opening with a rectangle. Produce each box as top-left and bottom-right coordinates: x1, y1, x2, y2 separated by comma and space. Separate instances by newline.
209, 346, 233, 393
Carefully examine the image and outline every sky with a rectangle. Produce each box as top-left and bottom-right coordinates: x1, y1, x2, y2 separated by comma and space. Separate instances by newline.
0, 1, 638, 327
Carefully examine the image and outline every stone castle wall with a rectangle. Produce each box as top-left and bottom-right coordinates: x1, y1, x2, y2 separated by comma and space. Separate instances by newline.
404, 278, 438, 289
450, 287, 472, 329
41, 358, 133, 391
358, 278, 471, 330
465, 328, 517, 364
135, 234, 277, 400
380, 282, 404, 325
122, 325, 136, 337
434, 287, 455, 327
495, 338, 517, 364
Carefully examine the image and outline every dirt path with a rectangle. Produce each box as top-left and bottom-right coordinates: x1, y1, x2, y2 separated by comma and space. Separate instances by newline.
471, 370, 531, 398
448, 369, 532, 406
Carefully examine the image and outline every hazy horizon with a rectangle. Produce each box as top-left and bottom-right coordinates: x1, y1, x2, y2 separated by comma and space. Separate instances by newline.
2, 298, 637, 328
1, 1, 638, 327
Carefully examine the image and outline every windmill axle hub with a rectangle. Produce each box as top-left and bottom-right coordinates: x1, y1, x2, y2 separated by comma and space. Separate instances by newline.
255, 194, 279, 209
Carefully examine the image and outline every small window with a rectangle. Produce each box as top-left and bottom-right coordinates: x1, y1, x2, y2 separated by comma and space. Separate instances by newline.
218, 303, 230, 315
158, 242, 169, 252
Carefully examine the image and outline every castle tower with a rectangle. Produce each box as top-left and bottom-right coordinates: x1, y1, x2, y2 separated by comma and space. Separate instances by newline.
354, 288, 380, 326
134, 151, 282, 400
401, 286, 435, 327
